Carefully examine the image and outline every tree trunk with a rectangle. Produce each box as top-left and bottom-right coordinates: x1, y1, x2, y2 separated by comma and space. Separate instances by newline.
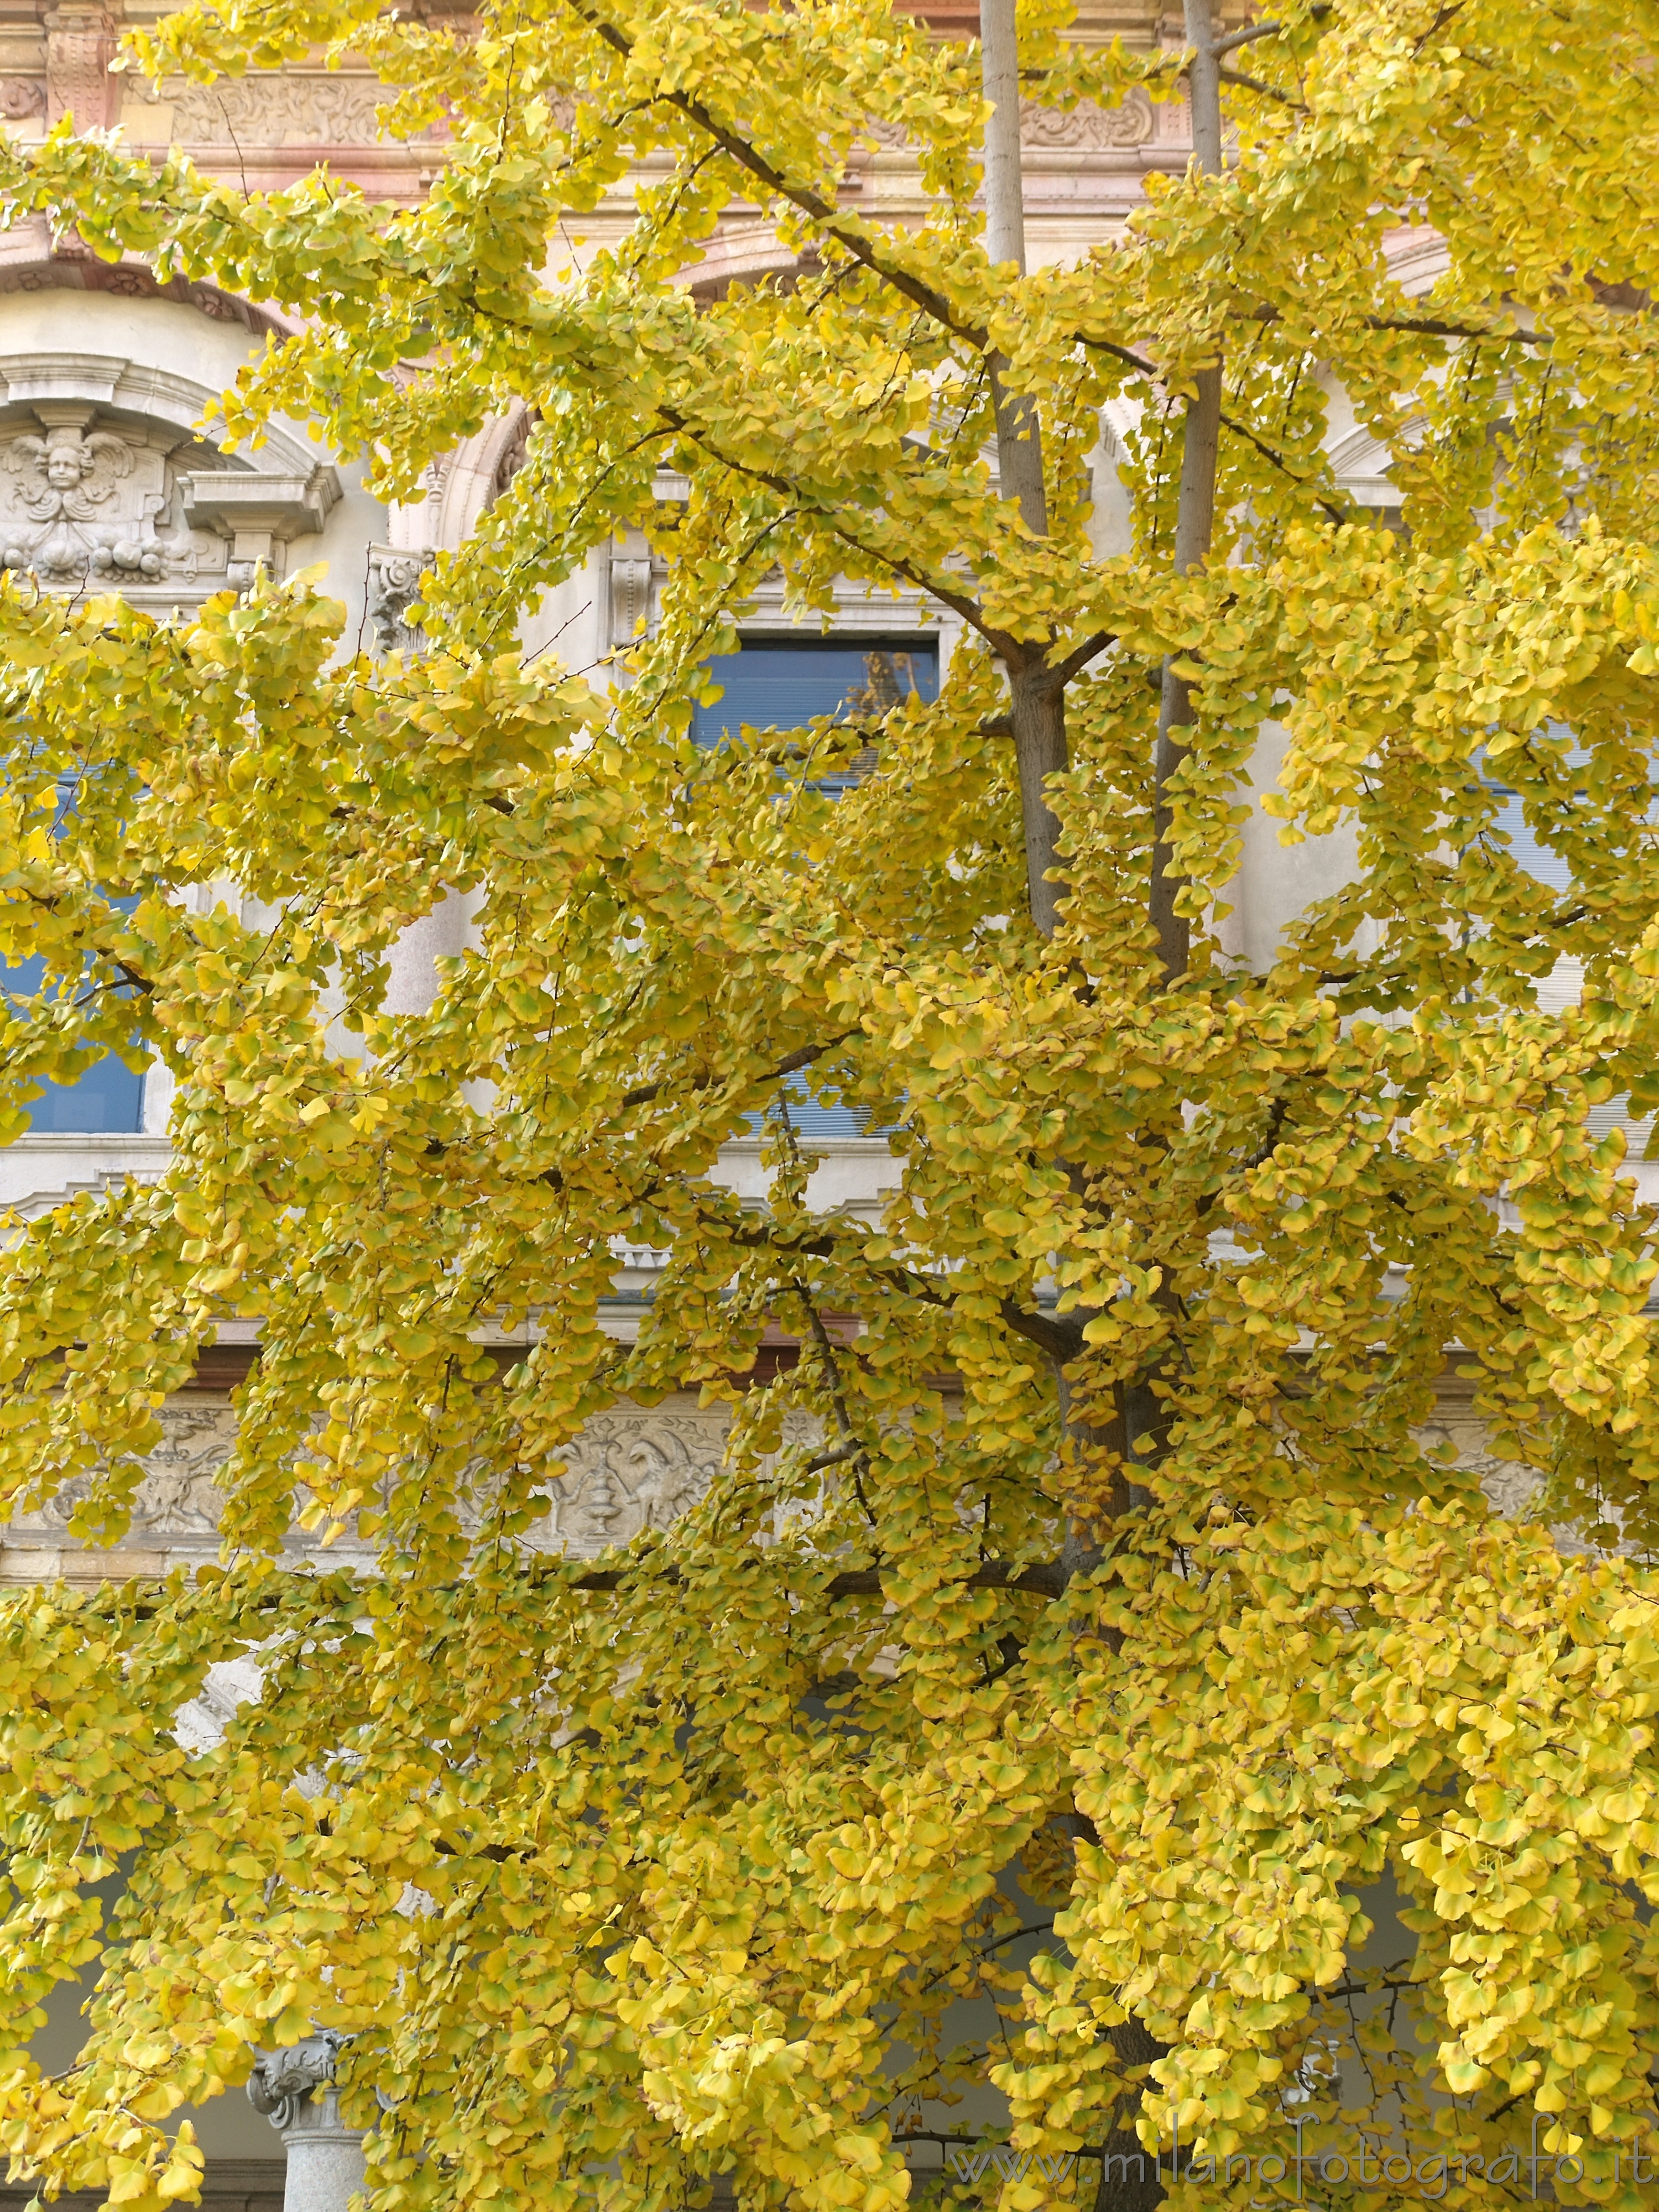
1009, 669, 1066, 939
980, 0, 1061, 934
1151, 0, 1224, 988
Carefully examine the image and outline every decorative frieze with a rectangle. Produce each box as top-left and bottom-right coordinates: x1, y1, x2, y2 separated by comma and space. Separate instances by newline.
536, 1405, 734, 1554
26, 1400, 239, 1545
1018, 91, 1154, 150
0, 1376, 1566, 1590
160, 72, 397, 147
0, 1394, 828, 1580
865, 90, 1154, 154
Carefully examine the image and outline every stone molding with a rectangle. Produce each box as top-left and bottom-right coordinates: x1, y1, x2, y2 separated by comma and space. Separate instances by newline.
181, 467, 340, 587
0, 248, 293, 338
0, 2166, 284, 2212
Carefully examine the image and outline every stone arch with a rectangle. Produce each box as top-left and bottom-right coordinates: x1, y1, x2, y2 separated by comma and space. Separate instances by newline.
0, 243, 299, 342
399, 399, 537, 555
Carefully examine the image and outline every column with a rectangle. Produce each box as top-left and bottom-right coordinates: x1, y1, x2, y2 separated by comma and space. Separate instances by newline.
248, 2031, 367, 2212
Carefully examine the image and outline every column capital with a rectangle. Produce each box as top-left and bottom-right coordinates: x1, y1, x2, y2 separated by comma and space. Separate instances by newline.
249, 2028, 365, 2136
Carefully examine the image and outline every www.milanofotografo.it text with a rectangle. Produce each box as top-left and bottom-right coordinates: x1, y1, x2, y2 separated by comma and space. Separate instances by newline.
942, 2115, 1625, 2201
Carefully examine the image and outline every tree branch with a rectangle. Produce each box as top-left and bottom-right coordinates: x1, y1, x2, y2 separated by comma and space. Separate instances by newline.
618, 1032, 855, 1113
567, 1, 989, 349
1210, 5, 1330, 56
565, 1556, 1071, 1598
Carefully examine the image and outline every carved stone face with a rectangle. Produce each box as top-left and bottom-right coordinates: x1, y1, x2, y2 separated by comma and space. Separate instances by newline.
41, 444, 88, 489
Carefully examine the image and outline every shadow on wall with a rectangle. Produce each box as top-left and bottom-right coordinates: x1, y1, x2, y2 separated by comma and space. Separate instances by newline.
8, 1872, 287, 2212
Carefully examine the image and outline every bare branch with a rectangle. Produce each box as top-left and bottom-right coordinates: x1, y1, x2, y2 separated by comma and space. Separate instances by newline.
564, 1556, 1072, 1598
618, 1031, 855, 1113
1210, 4, 1330, 58
566, 0, 989, 350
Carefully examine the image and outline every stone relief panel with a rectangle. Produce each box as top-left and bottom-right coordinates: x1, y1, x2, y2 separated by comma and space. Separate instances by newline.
0, 408, 229, 588
1019, 91, 1154, 150
1413, 1397, 1543, 1521
6, 1399, 239, 1548
531, 1405, 735, 1556
862, 91, 1153, 153
160, 72, 401, 146
0, 1395, 823, 1578
0, 79, 45, 122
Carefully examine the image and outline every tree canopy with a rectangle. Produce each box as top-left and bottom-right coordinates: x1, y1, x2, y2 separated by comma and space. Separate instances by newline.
6, 2, 1659, 2209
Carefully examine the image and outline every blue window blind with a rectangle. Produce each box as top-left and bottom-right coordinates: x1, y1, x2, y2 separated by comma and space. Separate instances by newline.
1, 946, 145, 1133
1480, 725, 1582, 894
748, 1075, 878, 1142
691, 644, 928, 1138
691, 638, 939, 764
2, 776, 145, 1133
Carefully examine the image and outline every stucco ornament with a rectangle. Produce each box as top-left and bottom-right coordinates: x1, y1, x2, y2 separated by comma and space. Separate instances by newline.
248, 2030, 352, 2130
1, 421, 147, 577
0, 413, 222, 585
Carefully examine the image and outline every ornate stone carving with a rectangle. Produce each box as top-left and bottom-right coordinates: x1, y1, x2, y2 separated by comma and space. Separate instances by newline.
535, 1408, 731, 1554
249, 2030, 349, 2130
1414, 1409, 1542, 1520
491, 409, 535, 503
864, 94, 1154, 154
0, 79, 46, 120
173, 1653, 264, 1755
25, 1401, 237, 1539
0, 408, 231, 588
162, 72, 395, 146
1019, 91, 1154, 150
45, 4, 119, 131
863, 114, 910, 149
366, 544, 434, 654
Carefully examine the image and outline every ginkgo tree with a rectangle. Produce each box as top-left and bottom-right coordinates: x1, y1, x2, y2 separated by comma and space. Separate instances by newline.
6, 1, 1659, 2209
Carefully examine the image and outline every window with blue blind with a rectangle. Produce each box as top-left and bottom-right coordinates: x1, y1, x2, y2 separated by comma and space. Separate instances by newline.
1, 946, 145, 1133
692, 641, 931, 1138
1, 776, 145, 1134
747, 1073, 883, 1142
691, 638, 940, 790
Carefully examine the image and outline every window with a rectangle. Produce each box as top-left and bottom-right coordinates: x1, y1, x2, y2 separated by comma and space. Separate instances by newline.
1, 778, 145, 1134
691, 638, 939, 789
1, 946, 145, 1133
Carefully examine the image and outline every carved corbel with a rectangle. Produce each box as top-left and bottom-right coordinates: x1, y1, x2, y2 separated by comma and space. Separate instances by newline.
44, 2, 122, 131
179, 466, 341, 591
366, 544, 436, 654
